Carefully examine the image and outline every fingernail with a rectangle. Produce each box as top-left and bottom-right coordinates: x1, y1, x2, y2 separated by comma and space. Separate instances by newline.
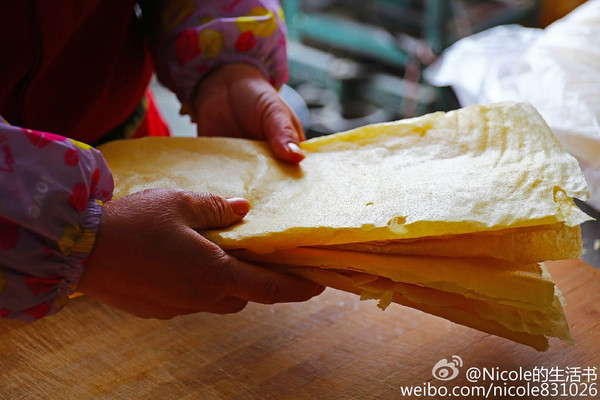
287, 142, 305, 158
226, 197, 250, 215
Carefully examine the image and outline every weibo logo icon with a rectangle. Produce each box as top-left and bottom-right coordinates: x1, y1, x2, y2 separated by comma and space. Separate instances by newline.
432, 355, 463, 381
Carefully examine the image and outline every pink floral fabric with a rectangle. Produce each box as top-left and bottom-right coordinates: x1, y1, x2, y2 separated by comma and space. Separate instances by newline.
143, 0, 288, 106
0, 121, 113, 321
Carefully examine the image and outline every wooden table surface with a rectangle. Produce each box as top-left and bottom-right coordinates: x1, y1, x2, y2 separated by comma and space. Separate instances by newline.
1, 259, 599, 400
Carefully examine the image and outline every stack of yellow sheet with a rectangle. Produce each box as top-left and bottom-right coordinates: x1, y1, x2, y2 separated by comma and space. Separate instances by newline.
99, 102, 591, 351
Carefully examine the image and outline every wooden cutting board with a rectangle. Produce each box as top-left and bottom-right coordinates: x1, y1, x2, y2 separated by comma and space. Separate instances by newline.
1, 259, 598, 399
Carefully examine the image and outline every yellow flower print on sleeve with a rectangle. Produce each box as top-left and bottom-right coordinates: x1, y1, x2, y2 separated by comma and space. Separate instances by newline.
234, 7, 278, 38
161, 0, 195, 32
68, 139, 92, 151
277, 6, 286, 23
58, 224, 96, 257
198, 28, 224, 59
201, 16, 215, 25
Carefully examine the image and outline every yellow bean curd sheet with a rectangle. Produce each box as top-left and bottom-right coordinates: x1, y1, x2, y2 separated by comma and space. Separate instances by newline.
99, 102, 592, 351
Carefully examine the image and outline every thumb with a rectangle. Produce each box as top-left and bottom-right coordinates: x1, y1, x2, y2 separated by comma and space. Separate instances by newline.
262, 101, 306, 164
180, 192, 250, 230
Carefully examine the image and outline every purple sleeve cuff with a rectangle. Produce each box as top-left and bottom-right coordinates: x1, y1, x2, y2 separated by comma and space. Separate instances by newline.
58, 199, 104, 298
0, 120, 113, 321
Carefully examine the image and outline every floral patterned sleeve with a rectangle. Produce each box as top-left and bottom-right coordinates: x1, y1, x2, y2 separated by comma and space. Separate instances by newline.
141, 0, 288, 108
0, 118, 113, 321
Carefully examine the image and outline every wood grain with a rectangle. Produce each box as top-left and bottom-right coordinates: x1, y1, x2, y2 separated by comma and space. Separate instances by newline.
1, 259, 598, 399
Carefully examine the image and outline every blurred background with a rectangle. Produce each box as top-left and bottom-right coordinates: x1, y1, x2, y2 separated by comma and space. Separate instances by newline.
155, 0, 587, 137
152, 0, 599, 267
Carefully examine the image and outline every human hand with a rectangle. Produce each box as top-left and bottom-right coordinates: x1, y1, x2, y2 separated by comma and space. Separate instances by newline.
193, 63, 305, 164
79, 189, 323, 319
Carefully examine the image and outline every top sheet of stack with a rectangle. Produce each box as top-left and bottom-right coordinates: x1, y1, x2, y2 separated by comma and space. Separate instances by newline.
99, 102, 591, 253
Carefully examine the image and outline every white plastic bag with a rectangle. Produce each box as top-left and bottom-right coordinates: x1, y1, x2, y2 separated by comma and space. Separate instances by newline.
425, 0, 600, 209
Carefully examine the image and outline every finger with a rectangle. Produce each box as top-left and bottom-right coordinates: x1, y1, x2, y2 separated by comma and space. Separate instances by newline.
262, 102, 306, 164
205, 296, 248, 314
290, 111, 306, 141
221, 256, 325, 305
178, 191, 250, 230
